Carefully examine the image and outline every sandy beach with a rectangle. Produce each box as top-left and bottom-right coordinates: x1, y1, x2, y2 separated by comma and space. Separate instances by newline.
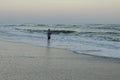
0, 41, 120, 80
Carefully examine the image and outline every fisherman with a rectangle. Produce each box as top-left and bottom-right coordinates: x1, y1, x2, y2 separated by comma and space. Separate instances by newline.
47, 29, 51, 40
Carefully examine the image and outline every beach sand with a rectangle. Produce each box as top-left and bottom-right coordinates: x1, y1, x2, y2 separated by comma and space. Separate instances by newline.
0, 41, 120, 80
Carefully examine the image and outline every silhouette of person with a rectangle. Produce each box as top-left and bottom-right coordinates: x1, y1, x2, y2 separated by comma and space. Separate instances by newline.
47, 29, 51, 40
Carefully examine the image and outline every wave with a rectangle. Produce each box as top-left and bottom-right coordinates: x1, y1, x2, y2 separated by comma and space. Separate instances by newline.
89, 24, 120, 31
1, 24, 120, 42
15, 28, 76, 34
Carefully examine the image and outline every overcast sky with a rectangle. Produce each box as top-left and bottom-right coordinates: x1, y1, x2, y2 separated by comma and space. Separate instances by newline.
0, 0, 120, 24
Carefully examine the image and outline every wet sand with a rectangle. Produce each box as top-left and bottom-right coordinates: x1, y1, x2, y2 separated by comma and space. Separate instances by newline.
0, 41, 120, 80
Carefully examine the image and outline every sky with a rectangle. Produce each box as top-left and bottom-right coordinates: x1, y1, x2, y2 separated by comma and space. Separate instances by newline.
0, 0, 120, 24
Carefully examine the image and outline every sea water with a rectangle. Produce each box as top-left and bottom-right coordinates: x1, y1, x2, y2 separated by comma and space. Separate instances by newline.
0, 24, 120, 58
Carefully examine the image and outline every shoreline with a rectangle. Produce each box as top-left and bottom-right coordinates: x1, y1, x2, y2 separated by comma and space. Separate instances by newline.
0, 40, 120, 80
3, 40, 120, 61
73, 51, 120, 62
1, 40, 120, 64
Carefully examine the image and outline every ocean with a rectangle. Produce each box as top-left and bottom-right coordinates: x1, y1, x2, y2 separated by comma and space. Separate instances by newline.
0, 24, 120, 58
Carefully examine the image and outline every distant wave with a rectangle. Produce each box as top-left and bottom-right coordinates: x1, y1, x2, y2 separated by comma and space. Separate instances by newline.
15, 28, 76, 34
14, 27, 120, 42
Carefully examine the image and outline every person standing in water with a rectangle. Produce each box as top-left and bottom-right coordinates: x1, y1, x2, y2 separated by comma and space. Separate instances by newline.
47, 29, 51, 40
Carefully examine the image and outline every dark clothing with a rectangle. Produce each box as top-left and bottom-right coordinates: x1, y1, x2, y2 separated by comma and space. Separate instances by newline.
47, 29, 51, 40
48, 35, 51, 40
